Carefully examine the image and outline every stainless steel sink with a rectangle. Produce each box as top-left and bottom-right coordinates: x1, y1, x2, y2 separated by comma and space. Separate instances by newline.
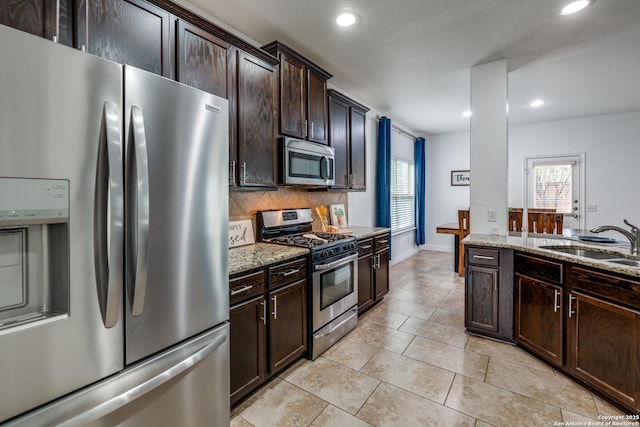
539, 246, 623, 259
607, 259, 640, 267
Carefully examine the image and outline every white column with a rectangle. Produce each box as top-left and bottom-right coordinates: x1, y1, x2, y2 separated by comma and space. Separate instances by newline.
470, 60, 508, 235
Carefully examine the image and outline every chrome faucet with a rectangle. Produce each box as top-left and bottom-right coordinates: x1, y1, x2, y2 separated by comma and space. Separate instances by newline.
590, 219, 640, 256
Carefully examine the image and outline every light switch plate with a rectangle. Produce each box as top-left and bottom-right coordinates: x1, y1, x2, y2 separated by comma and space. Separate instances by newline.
488, 209, 497, 222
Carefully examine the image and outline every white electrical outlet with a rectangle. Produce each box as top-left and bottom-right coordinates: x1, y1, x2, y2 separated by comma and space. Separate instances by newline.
488, 209, 497, 222
587, 205, 597, 212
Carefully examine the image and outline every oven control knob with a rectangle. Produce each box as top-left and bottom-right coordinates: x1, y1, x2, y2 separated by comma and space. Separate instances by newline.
349, 243, 357, 251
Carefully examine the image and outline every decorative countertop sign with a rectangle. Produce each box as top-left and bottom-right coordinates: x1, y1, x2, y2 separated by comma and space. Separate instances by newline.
229, 219, 255, 248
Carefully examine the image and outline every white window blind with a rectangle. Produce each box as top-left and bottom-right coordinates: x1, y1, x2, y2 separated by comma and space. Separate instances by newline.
533, 162, 573, 214
391, 159, 415, 231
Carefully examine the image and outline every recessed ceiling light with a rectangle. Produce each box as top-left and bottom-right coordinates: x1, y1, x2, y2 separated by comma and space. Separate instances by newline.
560, 0, 590, 15
336, 13, 356, 27
530, 99, 545, 108
462, 110, 472, 118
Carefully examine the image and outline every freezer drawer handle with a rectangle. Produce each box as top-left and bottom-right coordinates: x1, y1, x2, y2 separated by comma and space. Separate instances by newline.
127, 106, 150, 317
94, 101, 124, 328
60, 333, 227, 427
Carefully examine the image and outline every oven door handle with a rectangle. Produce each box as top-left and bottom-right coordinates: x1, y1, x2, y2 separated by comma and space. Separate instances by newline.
314, 253, 358, 271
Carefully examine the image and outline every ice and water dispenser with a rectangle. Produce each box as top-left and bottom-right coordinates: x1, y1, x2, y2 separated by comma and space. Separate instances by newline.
0, 178, 70, 332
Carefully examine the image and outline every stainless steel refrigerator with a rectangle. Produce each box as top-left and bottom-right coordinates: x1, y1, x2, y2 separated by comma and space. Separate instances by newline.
0, 24, 230, 426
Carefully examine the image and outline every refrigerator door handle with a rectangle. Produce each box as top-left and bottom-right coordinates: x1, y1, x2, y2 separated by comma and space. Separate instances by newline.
94, 101, 124, 328
127, 106, 150, 317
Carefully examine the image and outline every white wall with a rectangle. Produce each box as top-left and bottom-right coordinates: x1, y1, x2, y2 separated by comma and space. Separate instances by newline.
425, 132, 470, 252
427, 110, 640, 250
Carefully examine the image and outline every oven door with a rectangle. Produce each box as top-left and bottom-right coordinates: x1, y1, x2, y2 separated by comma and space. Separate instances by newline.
311, 252, 358, 331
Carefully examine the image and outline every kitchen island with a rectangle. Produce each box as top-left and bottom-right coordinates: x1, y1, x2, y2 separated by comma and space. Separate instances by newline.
463, 233, 640, 414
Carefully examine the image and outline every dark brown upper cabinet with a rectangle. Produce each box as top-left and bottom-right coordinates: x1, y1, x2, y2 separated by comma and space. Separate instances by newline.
328, 90, 369, 190
77, 0, 173, 77
0, 0, 73, 46
176, 19, 233, 99
262, 41, 332, 145
232, 51, 278, 188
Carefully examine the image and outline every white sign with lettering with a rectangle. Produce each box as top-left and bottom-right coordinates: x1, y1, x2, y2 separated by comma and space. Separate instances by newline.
228, 220, 255, 248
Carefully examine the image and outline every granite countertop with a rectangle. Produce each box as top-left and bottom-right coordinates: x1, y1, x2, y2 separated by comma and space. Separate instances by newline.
464, 233, 640, 278
345, 226, 391, 240
229, 243, 309, 276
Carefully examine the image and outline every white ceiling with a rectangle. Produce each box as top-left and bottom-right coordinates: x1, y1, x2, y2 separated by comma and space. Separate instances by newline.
181, 0, 640, 136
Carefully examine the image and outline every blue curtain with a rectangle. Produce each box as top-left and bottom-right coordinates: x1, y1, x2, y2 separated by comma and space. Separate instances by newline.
414, 137, 426, 246
376, 117, 392, 230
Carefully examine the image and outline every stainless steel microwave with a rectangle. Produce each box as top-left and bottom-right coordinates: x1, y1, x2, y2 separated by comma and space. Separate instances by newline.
278, 137, 335, 186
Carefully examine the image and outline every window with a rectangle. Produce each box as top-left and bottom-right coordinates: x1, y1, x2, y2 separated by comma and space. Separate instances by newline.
525, 154, 584, 228
391, 158, 415, 231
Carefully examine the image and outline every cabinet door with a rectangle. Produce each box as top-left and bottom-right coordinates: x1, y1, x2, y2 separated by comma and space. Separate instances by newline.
230, 296, 266, 405
268, 280, 307, 374
0, 0, 73, 45
357, 255, 374, 313
570, 292, 639, 410
279, 53, 305, 138
176, 20, 232, 98
237, 51, 277, 187
374, 248, 390, 299
80, 0, 172, 77
328, 94, 350, 189
349, 106, 367, 190
306, 68, 328, 144
515, 275, 564, 366
466, 265, 499, 333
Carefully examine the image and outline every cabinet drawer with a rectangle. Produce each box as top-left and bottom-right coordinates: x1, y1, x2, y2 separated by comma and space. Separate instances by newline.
374, 234, 390, 251
571, 267, 640, 310
268, 258, 307, 290
358, 238, 374, 256
230, 270, 266, 306
468, 248, 500, 267
515, 253, 563, 285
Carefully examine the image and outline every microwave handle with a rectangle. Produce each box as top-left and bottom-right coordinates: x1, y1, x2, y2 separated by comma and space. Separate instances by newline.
321, 156, 329, 181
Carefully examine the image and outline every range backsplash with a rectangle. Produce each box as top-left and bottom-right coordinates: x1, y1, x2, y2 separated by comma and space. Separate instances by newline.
229, 188, 348, 235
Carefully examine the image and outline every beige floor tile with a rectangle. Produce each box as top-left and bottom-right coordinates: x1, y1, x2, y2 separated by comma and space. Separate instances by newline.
379, 297, 436, 320
283, 357, 380, 414
593, 395, 629, 416
347, 320, 416, 353
357, 382, 475, 427
399, 316, 469, 348
321, 335, 380, 371
485, 357, 599, 418
361, 349, 455, 404
359, 306, 409, 330
445, 374, 562, 427
475, 421, 496, 427
239, 379, 327, 427
562, 408, 598, 423
464, 335, 556, 374
404, 336, 489, 381
310, 405, 372, 427
230, 415, 254, 427
386, 288, 429, 305
428, 307, 465, 328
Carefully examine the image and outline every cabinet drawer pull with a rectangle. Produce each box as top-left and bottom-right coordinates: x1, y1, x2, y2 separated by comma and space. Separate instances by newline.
360, 244, 372, 250
377, 239, 388, 245
568, 294, 577, 318
281, 268, 301, 277
554, 289, 560, 313
472, 255, 494, 260
230, 284, 253, 296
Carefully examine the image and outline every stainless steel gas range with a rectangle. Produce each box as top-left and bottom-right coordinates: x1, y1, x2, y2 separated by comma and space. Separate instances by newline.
258, 209, 359, 359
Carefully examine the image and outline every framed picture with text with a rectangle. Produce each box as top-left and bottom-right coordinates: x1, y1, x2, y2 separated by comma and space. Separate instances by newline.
451, 170, 470, 186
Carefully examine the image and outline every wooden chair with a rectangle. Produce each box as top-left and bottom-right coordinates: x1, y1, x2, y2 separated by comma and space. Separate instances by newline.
458, 209, 470, 276
508, 208, 523, 232
528, 210, 563, 234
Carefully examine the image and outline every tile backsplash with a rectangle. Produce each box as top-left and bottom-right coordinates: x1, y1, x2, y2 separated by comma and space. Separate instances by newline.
229, 188, 348, 235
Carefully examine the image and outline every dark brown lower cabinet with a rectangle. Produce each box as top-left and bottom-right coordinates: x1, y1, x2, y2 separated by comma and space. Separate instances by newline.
467, 265, 498, 333
230, 296, 265, 404
570, 292, 640, 409
230, 258, 307, 406
515, 275, 563, 365
357, 234, 390, 314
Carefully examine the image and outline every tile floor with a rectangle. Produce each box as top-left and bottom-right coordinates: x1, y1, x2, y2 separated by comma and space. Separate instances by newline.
231, 250, 628, 427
